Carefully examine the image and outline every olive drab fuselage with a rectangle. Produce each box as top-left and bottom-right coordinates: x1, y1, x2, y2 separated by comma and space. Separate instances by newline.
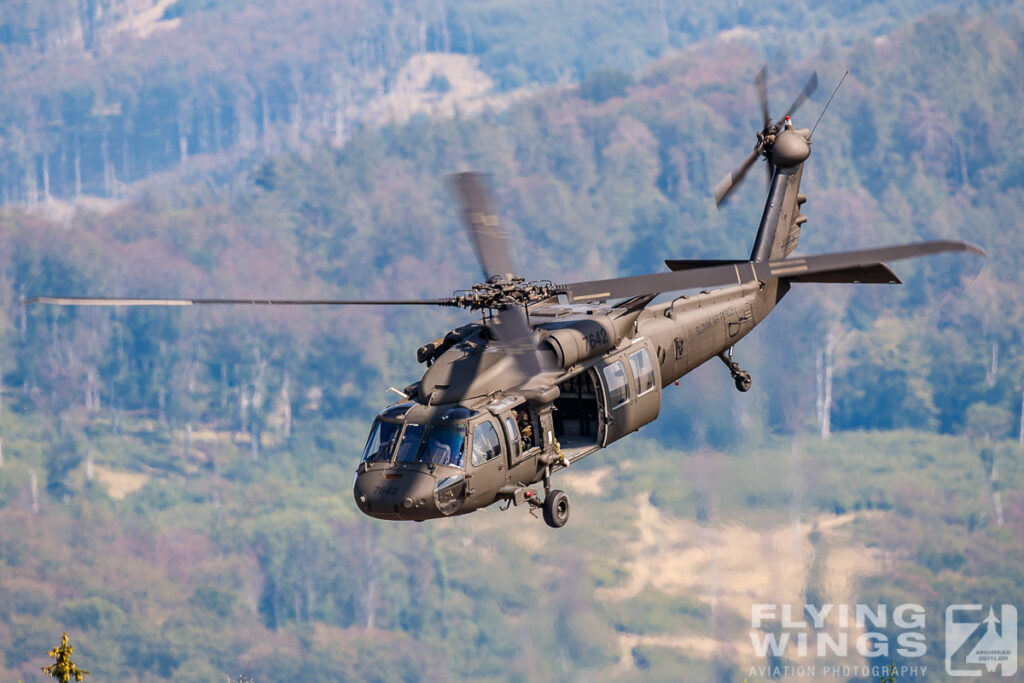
351, 274, 786, 522
351, 128, 818, 524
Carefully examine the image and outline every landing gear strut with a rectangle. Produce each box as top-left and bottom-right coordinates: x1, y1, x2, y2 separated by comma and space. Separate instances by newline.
719, 347, 752, 392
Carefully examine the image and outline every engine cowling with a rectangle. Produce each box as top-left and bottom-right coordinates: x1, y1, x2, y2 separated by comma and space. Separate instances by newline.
541, 318, 617, 369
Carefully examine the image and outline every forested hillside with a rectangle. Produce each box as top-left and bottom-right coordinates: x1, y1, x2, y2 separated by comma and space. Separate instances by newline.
0, 2, 1022, 680
4, 8, 1021, 445
0, 0, 975, 202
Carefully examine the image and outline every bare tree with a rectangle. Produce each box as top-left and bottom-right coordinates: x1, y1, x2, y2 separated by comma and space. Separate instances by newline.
281, 370, 292, 439
1019, 384, 1023, 449
30, 471, 40, 514
815, 331, 835, 440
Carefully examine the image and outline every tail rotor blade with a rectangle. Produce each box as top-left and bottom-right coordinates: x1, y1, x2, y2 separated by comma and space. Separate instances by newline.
755, 66, 770, 129
448, 172, 516, 282
784, 72, 819, 119
713, 148, 761, 206
713, 70, 819, 205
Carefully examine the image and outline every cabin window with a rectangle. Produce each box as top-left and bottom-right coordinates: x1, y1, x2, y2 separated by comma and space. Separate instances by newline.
361, 419, 401, 463
394, 424, 427, 463
629, 348, 656, 396
602, 361, 629, 409
416, 424, 467, 468
471, 421, 501, 466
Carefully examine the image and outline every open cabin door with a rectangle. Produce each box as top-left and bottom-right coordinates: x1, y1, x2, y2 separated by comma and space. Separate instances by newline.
491, 398, 543, 487
552, 368, 605, 459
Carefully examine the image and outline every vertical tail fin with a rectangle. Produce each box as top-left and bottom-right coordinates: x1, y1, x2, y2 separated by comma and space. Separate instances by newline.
750, 146, 809, 261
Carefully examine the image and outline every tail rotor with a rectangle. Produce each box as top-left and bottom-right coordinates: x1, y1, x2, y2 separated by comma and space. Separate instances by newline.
713, 67, 818, 206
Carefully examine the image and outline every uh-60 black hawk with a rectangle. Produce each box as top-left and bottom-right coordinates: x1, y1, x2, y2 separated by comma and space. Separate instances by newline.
31, 70, 983, 528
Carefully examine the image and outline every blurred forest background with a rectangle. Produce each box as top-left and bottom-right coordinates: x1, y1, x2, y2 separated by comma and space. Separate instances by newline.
1, 0, 1023, 680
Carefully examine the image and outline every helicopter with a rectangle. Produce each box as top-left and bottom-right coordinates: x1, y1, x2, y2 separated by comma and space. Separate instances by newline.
29, 69, 983, 529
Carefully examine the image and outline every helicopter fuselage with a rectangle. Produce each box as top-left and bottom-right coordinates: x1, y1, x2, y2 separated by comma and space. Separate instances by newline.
352, 154, 814, 527
352, 276, 784, 523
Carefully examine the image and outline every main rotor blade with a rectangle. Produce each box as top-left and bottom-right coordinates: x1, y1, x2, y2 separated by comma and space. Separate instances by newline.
558, 239, 984, 302
25, 296, 458, 307
783, 72, 819, 119
448, 172, 516, 282
713, 147, 761, 206
488, 305, 557, 378
489, 305, 534, 343
755, 66, 770, 129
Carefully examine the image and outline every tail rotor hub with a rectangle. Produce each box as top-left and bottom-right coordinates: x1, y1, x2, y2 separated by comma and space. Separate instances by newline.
714, 68, 819, 206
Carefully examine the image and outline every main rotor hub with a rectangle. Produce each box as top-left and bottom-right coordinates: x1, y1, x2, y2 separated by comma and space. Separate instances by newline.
452, 277, 556, 312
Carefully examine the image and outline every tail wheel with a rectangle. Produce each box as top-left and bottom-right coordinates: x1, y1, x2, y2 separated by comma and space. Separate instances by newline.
735, 372, 752, 392
542, 489, 570, 528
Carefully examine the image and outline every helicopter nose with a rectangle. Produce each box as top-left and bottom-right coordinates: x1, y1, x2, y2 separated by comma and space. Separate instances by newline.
353, 467, 438, 520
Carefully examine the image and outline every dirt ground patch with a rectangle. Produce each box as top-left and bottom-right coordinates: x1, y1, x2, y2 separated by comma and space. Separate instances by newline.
601, 495, 888, 677
91, 464, 150, 500
115, 0, 181, 38
367, 53, 533, 125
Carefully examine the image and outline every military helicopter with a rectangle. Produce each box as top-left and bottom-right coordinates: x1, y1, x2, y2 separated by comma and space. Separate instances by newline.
30, 69, 983, 529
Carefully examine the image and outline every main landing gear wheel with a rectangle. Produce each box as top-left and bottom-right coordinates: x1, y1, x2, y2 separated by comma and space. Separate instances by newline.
543, 489, 570, 528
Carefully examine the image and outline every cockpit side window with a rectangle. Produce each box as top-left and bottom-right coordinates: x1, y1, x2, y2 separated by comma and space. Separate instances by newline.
361, 419, 400, 463
471, 421, 501, 467
416, 424, 467, 468
394, 424, 427, 463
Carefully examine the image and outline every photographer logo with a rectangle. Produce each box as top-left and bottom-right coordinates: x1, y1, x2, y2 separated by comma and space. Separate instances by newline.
945, 605, 1017, 677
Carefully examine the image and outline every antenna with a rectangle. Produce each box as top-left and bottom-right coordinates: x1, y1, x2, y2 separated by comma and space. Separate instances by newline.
810, 70, 849, 138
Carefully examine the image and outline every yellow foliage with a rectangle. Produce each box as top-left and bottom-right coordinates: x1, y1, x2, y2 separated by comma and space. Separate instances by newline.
41, 633, 89, 683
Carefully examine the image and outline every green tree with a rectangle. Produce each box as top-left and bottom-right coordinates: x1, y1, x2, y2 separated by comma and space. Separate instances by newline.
42, 632, 89, 682
580, 68, 634, 103
965, 402, 1013, 441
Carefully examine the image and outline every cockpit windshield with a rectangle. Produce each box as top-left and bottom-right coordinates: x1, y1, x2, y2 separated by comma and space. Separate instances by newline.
361, 404, 471, 468
361, 419, 401, 463
394, 423, 467, 468
418, 425, 466, 467
379, 402, 416, 419
394, 424, 427, 463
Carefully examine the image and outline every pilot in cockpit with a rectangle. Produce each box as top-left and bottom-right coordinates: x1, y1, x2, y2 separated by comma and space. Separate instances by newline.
418, 424, 466, 468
